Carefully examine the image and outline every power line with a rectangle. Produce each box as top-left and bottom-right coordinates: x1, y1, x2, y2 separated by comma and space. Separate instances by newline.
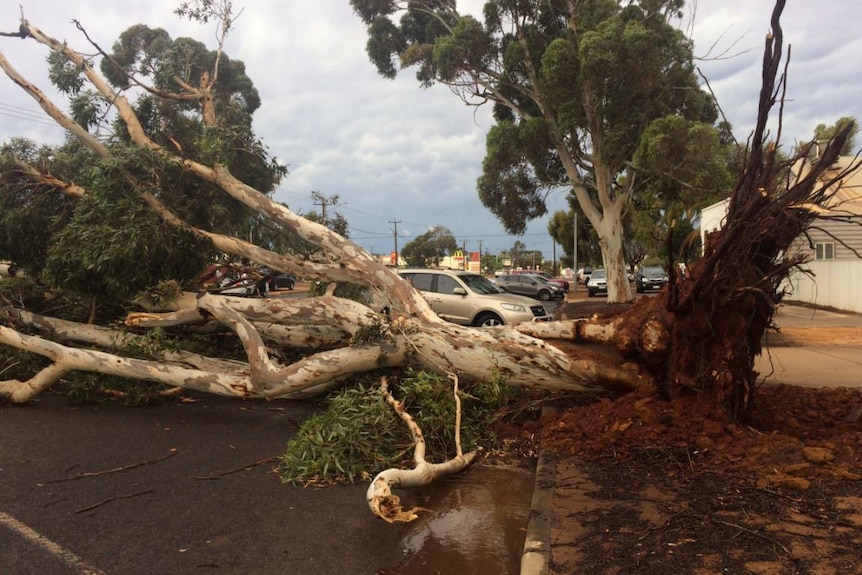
0, 103, 64, 128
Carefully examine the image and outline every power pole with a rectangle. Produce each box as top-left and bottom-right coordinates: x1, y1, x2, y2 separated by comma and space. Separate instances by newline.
462, 240, 467, 271
478, 240, 483, 273
552, 240, 557, 276
573, 211, 578, 292
312, 191, 338, 227
389, 219, 401, 268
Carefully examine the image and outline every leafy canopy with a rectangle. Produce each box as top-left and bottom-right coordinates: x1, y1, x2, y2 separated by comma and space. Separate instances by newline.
400, 225, 458, 267
813, 116, 859, 156
352, 0, 717, 236
1, 23, 285, 303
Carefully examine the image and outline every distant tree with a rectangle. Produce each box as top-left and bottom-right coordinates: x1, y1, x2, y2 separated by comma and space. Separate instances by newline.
547, 202, 601, 270
631, 115, 733, 266
400, 225, 457, 267
508, 240, 526, 268
813, 116, 859, 156
351, 0, 719, 302
480, 251, 498, 273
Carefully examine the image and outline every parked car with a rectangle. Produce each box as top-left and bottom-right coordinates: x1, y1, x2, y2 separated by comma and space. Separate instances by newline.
269, 273, 295, 291
586, 269, 607, 297
511, 270, 570, 292
496, 274, 565, 301
398, 268, 551, 326
577, 267, 593, 286
635, 266, 668, 293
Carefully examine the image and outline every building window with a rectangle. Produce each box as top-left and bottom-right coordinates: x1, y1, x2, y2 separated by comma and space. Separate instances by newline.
815, 242, 835, 260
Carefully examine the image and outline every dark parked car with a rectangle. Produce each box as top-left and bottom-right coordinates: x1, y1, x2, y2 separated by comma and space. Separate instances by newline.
635, 266, 668, 293
269, 273, 296, 291
511, 270, 570, 292
496, 274, 565, 301
586, 269, 607, 297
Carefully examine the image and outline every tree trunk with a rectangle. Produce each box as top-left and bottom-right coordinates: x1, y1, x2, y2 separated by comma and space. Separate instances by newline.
594, 200, 632, 303
0, 0, 857, 514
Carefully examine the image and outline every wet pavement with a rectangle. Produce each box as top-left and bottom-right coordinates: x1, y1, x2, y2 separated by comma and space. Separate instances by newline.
386, 465, 533, 575
0, 393, 533, 575
0, 395, 412, 574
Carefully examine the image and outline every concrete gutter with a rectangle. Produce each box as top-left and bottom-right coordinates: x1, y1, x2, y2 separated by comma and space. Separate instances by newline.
520, 408, 557, 575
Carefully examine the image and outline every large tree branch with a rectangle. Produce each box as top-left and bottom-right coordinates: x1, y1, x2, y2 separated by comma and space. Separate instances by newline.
1, 307, 245, 374
10, 19, 438, 319
366, 376, 478, 523
0, 325, 253, 401
0, 363, 71, 403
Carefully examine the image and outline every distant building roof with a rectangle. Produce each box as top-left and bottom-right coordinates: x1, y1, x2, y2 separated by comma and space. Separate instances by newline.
791, 154, 862, 216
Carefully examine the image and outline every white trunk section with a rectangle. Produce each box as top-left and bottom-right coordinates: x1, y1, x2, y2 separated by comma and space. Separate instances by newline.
0, 15, 648, 521
593, 204, 633, 303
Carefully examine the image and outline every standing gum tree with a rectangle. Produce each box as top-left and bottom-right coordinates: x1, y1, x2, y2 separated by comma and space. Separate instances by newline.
0, 0, 856, 519
351, 0, 720, 302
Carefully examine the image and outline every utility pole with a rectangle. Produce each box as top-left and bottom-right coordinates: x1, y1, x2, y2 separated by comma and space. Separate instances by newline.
573, 211, 578, 292
389, 219, 401, 268
312, 191, 338, 227
462, 240, 467, 271
552, 240, 557, 276
478, 240, 483, 273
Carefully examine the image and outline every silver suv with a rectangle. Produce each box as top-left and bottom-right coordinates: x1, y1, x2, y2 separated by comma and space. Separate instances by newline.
398, 269, 552, 326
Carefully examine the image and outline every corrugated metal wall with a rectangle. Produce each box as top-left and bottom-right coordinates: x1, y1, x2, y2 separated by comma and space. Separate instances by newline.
784, 260, 862, 313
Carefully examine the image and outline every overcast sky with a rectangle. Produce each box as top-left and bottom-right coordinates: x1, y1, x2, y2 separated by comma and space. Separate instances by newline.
1, 1, 860, 261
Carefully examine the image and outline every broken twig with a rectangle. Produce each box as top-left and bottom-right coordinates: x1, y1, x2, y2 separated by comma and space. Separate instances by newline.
195, 456, 279, 480
40, 450, 177, 485
75, 489, 154, 514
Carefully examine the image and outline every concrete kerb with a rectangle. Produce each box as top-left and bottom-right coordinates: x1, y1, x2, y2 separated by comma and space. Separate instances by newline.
520, 406, 557, 575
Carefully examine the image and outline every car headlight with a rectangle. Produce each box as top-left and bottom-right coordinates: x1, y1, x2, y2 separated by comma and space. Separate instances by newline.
500, 302, 526, 312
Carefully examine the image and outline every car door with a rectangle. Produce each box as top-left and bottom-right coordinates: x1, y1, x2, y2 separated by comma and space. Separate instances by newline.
432, 274, 471, 325
503, 275, 528, 297
402, 273, 464, 324
516, 275, 539, 297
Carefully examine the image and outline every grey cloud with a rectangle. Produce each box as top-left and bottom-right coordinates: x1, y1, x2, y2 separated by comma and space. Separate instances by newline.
2, 0, 860, 261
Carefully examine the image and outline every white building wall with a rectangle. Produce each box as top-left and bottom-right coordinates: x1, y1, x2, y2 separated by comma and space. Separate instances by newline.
783, 260, 862, 313
699, 198, 730, 255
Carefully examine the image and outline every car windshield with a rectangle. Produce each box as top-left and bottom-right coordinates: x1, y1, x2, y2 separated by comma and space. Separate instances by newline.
460, 273, 505, 294
643, 267, 665, 277
526, 274, 553, 284
590, 269, 606, 278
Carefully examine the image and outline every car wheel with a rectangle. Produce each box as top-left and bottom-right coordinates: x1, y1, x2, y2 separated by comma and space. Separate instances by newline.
474, 312, 504, 327
636, 284, 644, 294
538, 289, 551, 301
288, 281, 295, 290
588, 289, 595, 297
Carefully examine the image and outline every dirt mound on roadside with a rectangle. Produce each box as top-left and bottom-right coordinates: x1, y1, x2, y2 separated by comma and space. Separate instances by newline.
544, 382, 862, 478
544, 298, 862, 574
541, 297, 862, 573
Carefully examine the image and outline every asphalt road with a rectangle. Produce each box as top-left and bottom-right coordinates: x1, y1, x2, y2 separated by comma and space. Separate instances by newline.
0, 394, 412, 575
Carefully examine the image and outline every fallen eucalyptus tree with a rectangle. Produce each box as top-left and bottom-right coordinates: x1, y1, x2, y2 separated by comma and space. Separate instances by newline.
0, 0, 857, 521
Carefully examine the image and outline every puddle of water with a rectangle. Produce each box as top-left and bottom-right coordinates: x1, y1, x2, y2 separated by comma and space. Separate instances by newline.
384, 464, 534, 575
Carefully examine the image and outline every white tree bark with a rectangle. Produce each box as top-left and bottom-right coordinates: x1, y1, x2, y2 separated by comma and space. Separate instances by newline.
0, 9, 649, 516
0, 11, 647, 398
367, 376, 479, 522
